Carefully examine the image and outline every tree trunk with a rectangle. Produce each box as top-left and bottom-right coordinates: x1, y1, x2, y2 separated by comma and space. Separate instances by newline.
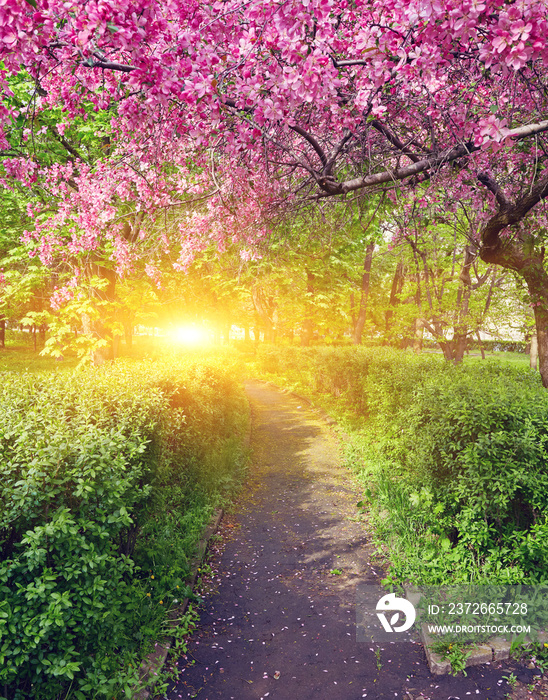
413, 318, 424, 354
439, 333, 468, 363
449, 246, 474, 364
82, 264, 117, 365
453, 332, 468, 363
301, 319, 313, 346
530, 332, 538, 370
384, 261, 405, 343
439, 340, 454, 362
251, 287, 276, 344
124, 322, 133, 349
477, 170, 548, 387
0, 318, 5, 348
536, 320, 548, 385
519, 259, 548, 386
353, 242, 375, 345
476, 331, 486, 360
301, 270, 315, 346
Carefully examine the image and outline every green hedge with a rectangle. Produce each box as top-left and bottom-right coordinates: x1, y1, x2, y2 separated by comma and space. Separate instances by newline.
256, 346, 548, 584
0, 356, 248, 699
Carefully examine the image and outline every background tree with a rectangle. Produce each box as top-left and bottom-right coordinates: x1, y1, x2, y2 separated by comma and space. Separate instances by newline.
386, 189, 508, 362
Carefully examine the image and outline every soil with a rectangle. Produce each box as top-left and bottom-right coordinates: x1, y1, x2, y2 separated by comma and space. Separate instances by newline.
163, 380, 546, 700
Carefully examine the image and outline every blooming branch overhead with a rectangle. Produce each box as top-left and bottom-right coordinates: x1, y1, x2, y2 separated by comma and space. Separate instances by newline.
1, 0, 548, 293
2, 0, 548, 195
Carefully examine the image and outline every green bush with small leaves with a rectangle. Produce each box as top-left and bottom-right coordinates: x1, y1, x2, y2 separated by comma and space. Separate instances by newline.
0, 355, 248, 699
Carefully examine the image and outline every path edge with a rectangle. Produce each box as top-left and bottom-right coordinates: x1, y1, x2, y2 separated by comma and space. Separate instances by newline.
251, 378, 541, 677
134, 391, 253, 699
134, 507, 224, 700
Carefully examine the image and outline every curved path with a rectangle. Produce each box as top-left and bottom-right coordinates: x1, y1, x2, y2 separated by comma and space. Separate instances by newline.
166, 381, 530, 700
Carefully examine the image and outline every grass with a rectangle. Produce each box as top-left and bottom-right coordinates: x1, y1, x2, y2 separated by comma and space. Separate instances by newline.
0, 334, 167, 372
0, 344, 79, 372
420, 347, 531, 369
463, 351, 531, 368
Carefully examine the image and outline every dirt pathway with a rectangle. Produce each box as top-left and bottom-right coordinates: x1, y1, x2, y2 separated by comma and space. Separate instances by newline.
165, 381, 537, 700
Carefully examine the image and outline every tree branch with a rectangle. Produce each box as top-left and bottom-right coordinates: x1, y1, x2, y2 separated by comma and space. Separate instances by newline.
480, 166, 548, 266
87, 60, 136, 73
323, 129, 353, 176
477, 172, 510, 208
221, 96, 253, 114
332, 59, 370, 67
317, 120, 548, 196
49, 126, 89, 164
288, 124, 328, 168
318, 140, 476, 195
370, 119, 421, 163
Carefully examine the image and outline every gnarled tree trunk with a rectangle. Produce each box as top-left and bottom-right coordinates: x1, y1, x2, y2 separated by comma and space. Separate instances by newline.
439, 332, 468, 363
520, 259, 548, 382
478, 169, 548, 387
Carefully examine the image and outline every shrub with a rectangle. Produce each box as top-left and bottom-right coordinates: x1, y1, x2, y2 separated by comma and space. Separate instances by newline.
0, 355, 248, 699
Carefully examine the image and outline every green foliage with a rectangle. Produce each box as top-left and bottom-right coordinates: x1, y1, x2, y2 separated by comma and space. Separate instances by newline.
0, 354, 248, 699
255, 346, 548, 584
433, 642, 472, 677
527, 642, 548, 673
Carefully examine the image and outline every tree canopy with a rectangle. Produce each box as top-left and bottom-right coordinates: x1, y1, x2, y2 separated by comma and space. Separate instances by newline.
3, 1, 548, 234
2, 0, 548, 377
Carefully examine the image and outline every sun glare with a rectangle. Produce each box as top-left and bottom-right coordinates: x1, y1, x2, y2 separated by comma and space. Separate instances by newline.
171, 326, 209, 346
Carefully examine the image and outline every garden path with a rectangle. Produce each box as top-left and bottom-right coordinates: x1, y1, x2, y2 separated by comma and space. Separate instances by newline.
165, 380, 531, 700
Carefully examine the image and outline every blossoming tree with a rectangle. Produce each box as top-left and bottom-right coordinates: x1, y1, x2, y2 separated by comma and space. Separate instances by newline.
2, 0, 548, 375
